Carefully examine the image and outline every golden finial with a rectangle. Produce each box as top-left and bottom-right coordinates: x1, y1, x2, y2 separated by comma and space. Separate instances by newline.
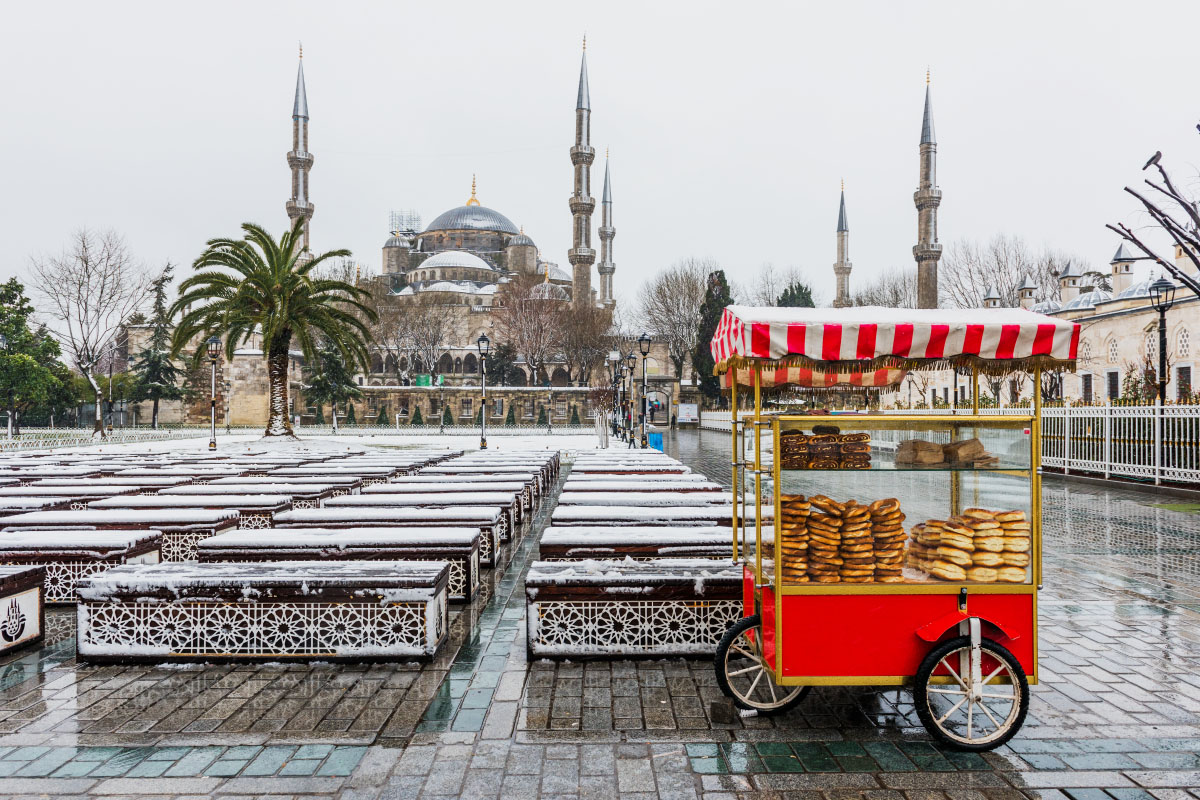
543, 263, 550, 283
841, 178, 844, 192
466, 174, 480, 206
926, 67, 930, 85
355, 262, 361, 284
299, 42, 303, 59
582, 34, 587, 52
606, 147, 609, 159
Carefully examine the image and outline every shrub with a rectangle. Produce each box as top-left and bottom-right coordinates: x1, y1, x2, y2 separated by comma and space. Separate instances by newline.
377, 407, 389, 425
569, 405, 581, 425
410, 407, 424, 426
536, 406, 547, 426
346, 404, 357, 425
504, 405, 516, 426
442, 406, 454, 426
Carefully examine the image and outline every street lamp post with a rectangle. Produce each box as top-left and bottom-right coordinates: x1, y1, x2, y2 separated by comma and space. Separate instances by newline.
0, 333, 10, 440
638, 333, 651, 449
1149, 277, 1176, 405
207, 337, 220, 451
624, 350, 636, 445
477, 333, 490, 450
607, 350, 620, 438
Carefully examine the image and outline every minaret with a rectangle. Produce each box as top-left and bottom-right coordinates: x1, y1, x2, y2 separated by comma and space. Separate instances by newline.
913, 70, 942, 308
597, 149, 616, 307
286, 44, 315, 256
832, 181, 852, 307
568, 37, 596, 309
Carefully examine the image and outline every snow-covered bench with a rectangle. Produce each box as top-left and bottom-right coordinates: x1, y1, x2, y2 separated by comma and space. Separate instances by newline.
379, 477, 535, 516
0, 497, 76, 513
0, 565, 45, 655
197, 527, 482, 602
556, 491, 730, 507
273, 506, 503, 566
525, 559, 742, 658
112, 467, 247, 484
550, 505, 771, 528
268, 465, 402, 486
88, 494, 292, 529
568, 463, 691, 475
0, 530, 161, 603
538, 527, 735, 561
4, 467, 103, 485
28, 476, 195, 495
0, 509, 240, 561
160, 483, 336, 509
75, 561, 450, 663
210, 475, 363, 497
560, 479, 723, 494
421, 466, 545, 499
0, 486, 144, 510
329, 491, 520, 541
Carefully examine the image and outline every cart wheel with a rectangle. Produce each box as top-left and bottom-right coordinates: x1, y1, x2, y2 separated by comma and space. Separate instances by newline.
715, 615, 809, 716
914, 635, 1029, 751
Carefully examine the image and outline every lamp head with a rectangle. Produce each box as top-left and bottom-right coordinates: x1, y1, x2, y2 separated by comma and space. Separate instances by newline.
477, 333, 490, 356
625, 350, 636, 369
638, 332, 652, 356
1149, 276, 1176, 313
206, 336, 221, 361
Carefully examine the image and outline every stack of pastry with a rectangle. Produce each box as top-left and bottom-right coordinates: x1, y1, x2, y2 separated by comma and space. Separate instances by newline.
868, 498, 905, 582
779, 431, 811, 469
907, 509, 1031, 584
806, 435, 839, 469
927, 518, 974, 582
906, 522, 941, 573
996, 509, 1031, 582
943, 439, 1000, 468
806, 495, 844, 583
896, 439, 945, 466
837, 433, 872, 469
778, 494, 810, 583
837, 501, 874, 582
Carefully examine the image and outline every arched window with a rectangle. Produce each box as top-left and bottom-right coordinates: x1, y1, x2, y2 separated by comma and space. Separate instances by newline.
412, 356, 423, 373
1145, 331, 1157, 363
1108, 338, 1119, 364
1179, 328, 1191, 359
1080, 340, 1092, 363
437, 353, 455, 374
399, 357, 408, 373
644, 357, 662, 376
370, 353, 384, 373
454, 357, 462, 374
510, 369, 528, 387
551, 367, 569, 387
463, 353, 478, 374
384, 354, 397, 373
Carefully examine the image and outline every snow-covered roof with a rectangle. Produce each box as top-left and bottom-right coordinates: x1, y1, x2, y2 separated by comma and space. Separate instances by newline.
1062, 288, 1112, 311
0, 486, 141, 497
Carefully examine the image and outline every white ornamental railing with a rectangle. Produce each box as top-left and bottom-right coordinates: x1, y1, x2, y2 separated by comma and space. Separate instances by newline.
697, 405, 1200, 487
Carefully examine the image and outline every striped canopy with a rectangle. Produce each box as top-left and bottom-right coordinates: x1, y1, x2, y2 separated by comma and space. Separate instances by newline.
720, 365, 908, 389
710, 305, 1079, 375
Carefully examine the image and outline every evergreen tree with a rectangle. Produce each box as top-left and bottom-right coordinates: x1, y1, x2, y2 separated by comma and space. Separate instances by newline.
486, 343, 519, 386
410, 406, 424, 425
130, 265, 185, 429
0, 279, 65, 436
569, 405, 581, 425
691, 270, 732, 400
376, 407, 389, 425
303, 339, 364, 434
346, 404, 357, 425
442, 405, 454, 426
314, 403, 325, 424
777, 279, 816, 308
475, 407, 482, 424
536, 406, 548, 426
504, 404, 516, 426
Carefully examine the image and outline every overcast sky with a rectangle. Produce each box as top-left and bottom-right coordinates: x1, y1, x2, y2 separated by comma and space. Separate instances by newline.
2, 0, 1198, 313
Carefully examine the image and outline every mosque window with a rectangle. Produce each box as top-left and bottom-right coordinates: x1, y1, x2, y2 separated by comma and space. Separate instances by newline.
1179, 328, 1191, 359
1145, 332, 1157, 363
1108, 339, 1119, 364
1080, 340, 1092, 363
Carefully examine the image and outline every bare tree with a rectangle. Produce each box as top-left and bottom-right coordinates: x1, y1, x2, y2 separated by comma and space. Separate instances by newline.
31, 229, 149, 435
638, 257, 711, 377
559, 301, 613, 386
851, 267, 920, 308
939, 235, 1078, 309
405, 294, 457, 379
494, 273, 562, 385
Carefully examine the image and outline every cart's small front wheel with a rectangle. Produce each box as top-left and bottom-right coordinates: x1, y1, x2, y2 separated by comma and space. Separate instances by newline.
715, 615, 809, 716
914, 635, 1029, 751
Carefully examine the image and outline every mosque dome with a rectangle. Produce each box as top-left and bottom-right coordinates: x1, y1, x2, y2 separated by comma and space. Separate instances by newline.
1062, 289, 1112, 311
1030, 299, 1062, 314
419, 250, 495, 272
1115, 278, 1155, 301
531, 281, 570, 301
507, 232, 536, 247
384, 233, 411, 249
425, 205, 519, 235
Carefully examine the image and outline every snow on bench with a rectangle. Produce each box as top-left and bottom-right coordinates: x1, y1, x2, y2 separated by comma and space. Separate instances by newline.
26, 477, 194, 494
0, 485, 144, 510
556, 491, 731, 507
564, 472, 709, 483
268, 466, 402, 485
0, 508, 239, 562
197, 527, 482, 602
539, 527, 735, 561
4, 468, 104, 485
524, 558, 742, 658
327, 492, 520, 542
550, 505, 771, 527
568, 463, 691, 475
0, 530, 161, 603
559, 479, 723, 493
113, 467, 247, 483
209, 475, 363, 496
75, 560, 450, 662
421, 466, 546, 496
88, 494, 292, 529
160, 483, 336, 509
0, 497, 76, 513
375, 477, 536, 514
0, 565, 45, 655
273, 506, 503, 567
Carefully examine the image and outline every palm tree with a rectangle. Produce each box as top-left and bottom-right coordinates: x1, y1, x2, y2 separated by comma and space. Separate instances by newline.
169, 219, 376, 438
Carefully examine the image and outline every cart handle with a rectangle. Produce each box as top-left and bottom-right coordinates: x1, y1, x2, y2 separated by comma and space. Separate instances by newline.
916, 610, 1019, 644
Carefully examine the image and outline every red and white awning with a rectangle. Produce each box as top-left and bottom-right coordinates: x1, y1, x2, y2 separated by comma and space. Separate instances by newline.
711, 306, 1079, 373
720, 365, 907, 389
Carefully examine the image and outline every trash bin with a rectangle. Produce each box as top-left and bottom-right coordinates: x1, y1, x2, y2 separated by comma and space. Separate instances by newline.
648, 431, 664, 451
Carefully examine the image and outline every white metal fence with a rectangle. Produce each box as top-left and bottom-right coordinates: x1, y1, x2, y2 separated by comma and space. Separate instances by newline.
698, 406, 1200, 487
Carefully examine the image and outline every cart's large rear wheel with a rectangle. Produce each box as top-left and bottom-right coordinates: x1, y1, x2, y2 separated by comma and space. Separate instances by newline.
715, 615, 809, 716
914, 635, 1029, 751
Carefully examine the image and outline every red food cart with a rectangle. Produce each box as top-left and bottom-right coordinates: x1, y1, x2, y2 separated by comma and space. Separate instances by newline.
710, 306, 1079, 750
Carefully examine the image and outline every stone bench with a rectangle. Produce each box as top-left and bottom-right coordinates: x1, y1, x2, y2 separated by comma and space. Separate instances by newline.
0, 497, 76, 513
0, 530, 161, 603
112, 467, 247, 484
380, 477, 535, 516
0, 486, 146, 510
334, 491, 520, 541
75, 561, 450, 663
568, 463, 691, 475
273, 506, 503, 567
560, 479, 723, 494
4, 468, 103, 485
0, 565, 45, 656
210, 475, 362, 497
0, 509, 240, 561
421, 467, 545, 500
28, 477, 194, 495
556, 491, 731, 507
539, 527, 735, 561
88, 494, 292, 529
550, 505, 771, 528
197, 527, 482, 602
160, 483, 336, 509
269, 466, 401, 486
525, 558, 742, 659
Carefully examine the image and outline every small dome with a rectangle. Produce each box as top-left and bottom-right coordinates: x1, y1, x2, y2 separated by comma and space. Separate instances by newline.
539, 263, 571, 282
1062, 289, 1112, 311
384, 233, 411, 249
418, 251, 495, 272
425, 205, 519, 235
530, 281, 570, 301
1115, 279, 1154, 300
1030, 299, 1062, 314
507, 233, 536, 248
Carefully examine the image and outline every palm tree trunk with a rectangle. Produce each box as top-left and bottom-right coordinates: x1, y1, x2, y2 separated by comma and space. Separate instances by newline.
265, 335, 294, 437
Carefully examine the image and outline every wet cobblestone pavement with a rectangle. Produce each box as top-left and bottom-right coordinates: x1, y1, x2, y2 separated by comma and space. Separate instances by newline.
0, 430, 1199, 797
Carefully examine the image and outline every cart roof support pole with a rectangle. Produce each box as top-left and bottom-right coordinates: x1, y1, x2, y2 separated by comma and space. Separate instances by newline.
753, 366, 763, 587
971, 367, 980, 414
731, 378, 739, 562
1032, 365, 1042, 589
